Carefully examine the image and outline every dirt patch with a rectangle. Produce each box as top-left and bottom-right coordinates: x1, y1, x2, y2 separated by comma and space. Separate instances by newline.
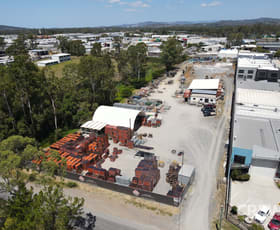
75, 180, 179, 216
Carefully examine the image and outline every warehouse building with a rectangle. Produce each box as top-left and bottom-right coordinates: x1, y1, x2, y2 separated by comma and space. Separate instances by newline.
28, 49, 49, 60
36, 59, 59, 67
51, 53, 71, 63
231, 88, 280, 169
81, 105, 145, 133
218, 49, 239, 59
236, 52, 280, 82
187, 79, 221, 105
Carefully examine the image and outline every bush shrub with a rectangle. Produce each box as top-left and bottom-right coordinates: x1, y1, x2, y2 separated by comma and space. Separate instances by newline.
28, 173, 37, 182
231, 169, 250, 181
238, 173, 250, 181
66, 181, 78, 188
231, 206, 238, 215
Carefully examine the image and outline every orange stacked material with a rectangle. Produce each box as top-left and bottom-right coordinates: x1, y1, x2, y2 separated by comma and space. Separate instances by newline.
50, 132, 81, 150
94, 134, 109, 154
66, 156, 82, 171
142, 116, 161, 128
88, 166, 108, 180
130, 157, 160, 192
108, 168, 121, 177
107, 167, 120, 183
105, 125, 133, 147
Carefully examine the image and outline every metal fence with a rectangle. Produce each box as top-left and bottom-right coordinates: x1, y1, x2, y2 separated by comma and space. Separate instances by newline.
65, 171, 186, 207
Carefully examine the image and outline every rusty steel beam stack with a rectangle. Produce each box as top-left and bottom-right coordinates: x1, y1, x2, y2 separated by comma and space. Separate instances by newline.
130, 157, 160, 192
105, 125, 134, 148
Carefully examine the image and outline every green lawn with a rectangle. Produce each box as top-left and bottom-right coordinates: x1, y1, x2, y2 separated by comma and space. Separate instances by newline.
43, 56, 81, 78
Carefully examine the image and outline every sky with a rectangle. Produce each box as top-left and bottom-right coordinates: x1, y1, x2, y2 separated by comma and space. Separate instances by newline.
1, 0, 280, 28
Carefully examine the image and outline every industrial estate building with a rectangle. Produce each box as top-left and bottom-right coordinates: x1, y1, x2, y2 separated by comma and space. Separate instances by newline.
231, 52, 280, 170
237, 52, 280, 82
36, 53, 71, 67
186, 79, 222, 105
51, 53, 71, 63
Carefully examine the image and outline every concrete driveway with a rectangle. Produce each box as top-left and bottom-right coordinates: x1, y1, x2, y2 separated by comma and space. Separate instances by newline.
231, 166, 280, 229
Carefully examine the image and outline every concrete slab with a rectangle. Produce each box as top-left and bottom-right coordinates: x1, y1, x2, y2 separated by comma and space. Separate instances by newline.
231, 166, 280, 229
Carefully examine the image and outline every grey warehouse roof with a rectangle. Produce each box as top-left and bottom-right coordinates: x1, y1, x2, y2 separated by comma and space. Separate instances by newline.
233, 115, 280, 152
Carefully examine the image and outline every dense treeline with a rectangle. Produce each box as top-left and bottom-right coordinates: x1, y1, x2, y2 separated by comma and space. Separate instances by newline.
0, 135, 92, 229
0, 54, 116, 143
1, 23, 280, 38
58, 36, 85, 56
0, 37, 183, 143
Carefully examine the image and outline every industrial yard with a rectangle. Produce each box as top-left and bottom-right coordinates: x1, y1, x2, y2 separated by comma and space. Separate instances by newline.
32, 60, 234, 229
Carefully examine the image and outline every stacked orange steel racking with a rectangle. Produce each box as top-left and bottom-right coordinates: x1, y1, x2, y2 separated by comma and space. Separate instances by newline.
130, 157, 160, 192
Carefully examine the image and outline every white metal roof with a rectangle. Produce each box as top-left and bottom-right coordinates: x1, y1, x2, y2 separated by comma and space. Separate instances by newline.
52, 53, 70, 57
188, 79, 220, 90
80, 120, 106, 131
237, 57, 278, 70
179, 164, 195, 178
92, 105, 143, 130
237, 88, 280, 107
36, 59, 58, 64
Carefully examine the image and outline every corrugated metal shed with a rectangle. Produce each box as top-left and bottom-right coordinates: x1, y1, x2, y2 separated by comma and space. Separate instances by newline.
188, 79, 220, 90
92, 105, 144, 130
80, 120, 106, 131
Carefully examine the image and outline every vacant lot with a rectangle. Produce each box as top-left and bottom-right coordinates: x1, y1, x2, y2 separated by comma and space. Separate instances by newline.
44, 56, 81, 78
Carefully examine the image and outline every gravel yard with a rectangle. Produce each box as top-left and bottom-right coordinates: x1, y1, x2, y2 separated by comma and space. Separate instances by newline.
49, 61, 234, 230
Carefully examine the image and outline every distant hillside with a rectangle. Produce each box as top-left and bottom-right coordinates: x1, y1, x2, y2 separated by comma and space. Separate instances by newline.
1, 17, 280, 32
0, 25, 26, 31
117, 20, 216, 28
117, 18, 280, 28
208, 18, 280, 27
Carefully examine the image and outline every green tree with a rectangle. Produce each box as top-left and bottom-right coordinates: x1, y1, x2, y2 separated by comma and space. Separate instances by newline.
67, 40, 85, 56
127, 43, 147, 81
0, 135, 36, 192
160, 38, 183, 71
4, 184, 85, 230
274, 49, 280, 58
5, 35, 28, 56
90, 43, 102, 57
58, 36, 69, 53
0, 37, 5, 51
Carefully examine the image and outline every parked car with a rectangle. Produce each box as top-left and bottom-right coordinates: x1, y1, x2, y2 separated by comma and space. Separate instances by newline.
268, 215, 280, 230
273, 213, 280, 221
254, 206, 270, 224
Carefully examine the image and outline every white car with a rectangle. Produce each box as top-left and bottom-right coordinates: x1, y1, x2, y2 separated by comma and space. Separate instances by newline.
254, 206, 270, 224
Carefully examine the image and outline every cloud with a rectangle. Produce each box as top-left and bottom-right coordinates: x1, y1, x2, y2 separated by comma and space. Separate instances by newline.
201, 1, 221, 7
108, 0, 121, 3
107, 0, 150, 8
130, 1, 149, 8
